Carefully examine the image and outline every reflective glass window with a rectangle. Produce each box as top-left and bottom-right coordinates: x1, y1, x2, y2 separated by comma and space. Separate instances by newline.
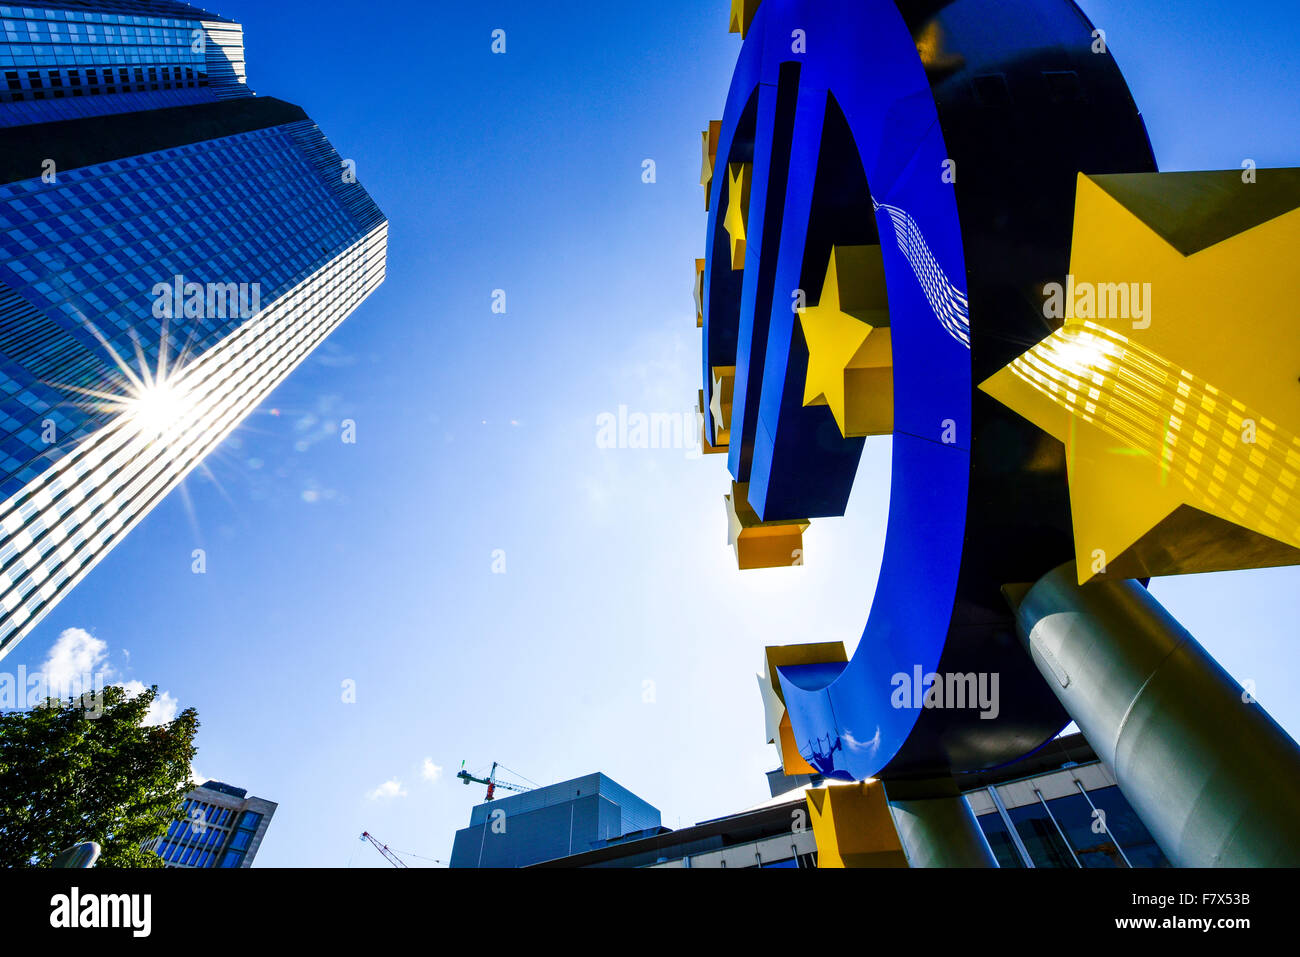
1007, 800, 1076, 868
1043, 792, 1126, 868
1084, 785, 1171, 868
975, 811, 1025, 868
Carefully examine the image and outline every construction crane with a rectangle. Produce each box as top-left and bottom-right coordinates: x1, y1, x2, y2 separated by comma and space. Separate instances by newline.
359, 830, 408, 868
456, 760, 534, 801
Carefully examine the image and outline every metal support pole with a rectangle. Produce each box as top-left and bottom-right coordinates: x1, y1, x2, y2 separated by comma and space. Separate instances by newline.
987, 785, 1034, 867
1010, 562, 1300, 867
885, 779, 998, 868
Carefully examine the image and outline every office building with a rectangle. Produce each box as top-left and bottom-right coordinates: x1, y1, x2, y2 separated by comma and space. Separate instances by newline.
449, 773, 661, 868
954, 734, 1168, 868
516, 735, 1166, 868
0, 0, 247, 128
532, 793, 819, 869
0, 1, 387, 660
146, 779, 276, 868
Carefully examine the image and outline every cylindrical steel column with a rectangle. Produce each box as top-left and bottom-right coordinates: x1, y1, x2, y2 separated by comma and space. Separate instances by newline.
1012, 562, 1300, 867
886, 780, 998, 868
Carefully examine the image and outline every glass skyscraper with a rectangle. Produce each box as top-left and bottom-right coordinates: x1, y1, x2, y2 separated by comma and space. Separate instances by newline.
0, 0, 248, 128
0, 1, 387, 659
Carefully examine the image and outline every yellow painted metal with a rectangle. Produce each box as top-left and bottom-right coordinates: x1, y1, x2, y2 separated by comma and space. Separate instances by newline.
694, 257, 705, 327
763, 642, 848, 703
700, 121, 721, 211
914, 20, 965, 76
709, 365, 735, 445
805, 781, 909, 868
697, 389, 726, 454
729, 0, 761, 38
723, 161, 752, 271
799, 245, 893, 437
724, 481, 808, 570
778, 712, 817, 775
981, 171, 1300, 583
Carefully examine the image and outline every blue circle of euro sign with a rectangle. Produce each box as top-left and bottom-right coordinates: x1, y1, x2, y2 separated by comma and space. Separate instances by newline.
701, 0, 1156, 780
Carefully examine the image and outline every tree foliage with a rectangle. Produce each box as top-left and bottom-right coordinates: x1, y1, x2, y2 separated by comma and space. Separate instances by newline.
0, 684, 198, 867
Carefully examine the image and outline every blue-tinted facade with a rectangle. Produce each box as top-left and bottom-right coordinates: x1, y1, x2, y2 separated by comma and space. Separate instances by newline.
146, 779, 277, 868
0, 1, 386, 659
449, 773, 662, 868
967, 771, 1171, 869
0, 116, 380, 493
0, 1, 246, 127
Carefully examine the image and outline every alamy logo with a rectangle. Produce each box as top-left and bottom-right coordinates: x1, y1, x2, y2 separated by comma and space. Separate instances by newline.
152, 274, 261, 321
890, 666, 1000, 719
0, 666, 105, 718
49, 887, 151, 937
596, 405, 702, 457
1043, 275, 1151, 329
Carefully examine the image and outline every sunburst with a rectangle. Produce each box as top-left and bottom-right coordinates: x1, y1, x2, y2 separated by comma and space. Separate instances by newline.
52, 318, 202, 443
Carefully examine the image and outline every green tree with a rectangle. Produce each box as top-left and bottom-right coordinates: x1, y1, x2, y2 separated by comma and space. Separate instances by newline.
0, 684, 198, 867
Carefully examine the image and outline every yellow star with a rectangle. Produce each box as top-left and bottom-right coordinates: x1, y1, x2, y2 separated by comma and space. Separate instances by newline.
723, 481, 808, 570
799, 245, 893, 437
729, 0, 762, 38
723, 161, 751, 271
696, 389, 726, 454
708, 365, 734, 445
756, 671, 786, 754
693, 257, 705, 327
700, 120, 720, 211
981, 171, 1300, 583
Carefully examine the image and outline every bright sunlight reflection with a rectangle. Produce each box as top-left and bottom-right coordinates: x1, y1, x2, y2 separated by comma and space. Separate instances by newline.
53, 320, 199, 444
124, 378, 191, 437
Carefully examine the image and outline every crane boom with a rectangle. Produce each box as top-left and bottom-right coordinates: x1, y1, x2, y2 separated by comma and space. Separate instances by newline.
456, 760, 533, 800
360, 830, 408, 868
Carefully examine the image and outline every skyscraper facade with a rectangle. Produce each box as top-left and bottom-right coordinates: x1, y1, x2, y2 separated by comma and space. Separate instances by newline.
0, 0, 247, 128
145, 779, 277, 868
0, 1, 387, 659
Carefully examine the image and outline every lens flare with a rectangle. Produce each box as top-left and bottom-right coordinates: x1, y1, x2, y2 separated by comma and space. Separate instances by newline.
124, 378, 191, 439
47, 319, 200, 445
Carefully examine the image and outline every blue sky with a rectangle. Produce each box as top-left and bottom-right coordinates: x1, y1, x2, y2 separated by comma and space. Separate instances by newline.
14, 0, 1300, 866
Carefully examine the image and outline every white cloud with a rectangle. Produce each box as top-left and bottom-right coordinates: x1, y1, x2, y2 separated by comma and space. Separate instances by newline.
40, 627, 180, 726
118, 679, 179, 726
366, 778, 407, 800
41, 627, 108, 695
421, 758, 442, 782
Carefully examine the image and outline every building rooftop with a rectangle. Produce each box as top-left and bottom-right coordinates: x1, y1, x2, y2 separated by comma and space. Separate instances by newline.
465, 771, 659, 833
198, 780, 248, 799
19, 1, 235, 24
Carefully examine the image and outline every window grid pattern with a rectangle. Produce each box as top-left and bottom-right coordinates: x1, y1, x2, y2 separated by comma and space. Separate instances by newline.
147, 797, 232, 868
0, 223, 387, 656
0, 82, 214, 126
972, 779, 1171, 868
0, 119, 376, 502
146, 794, 270, 868
0, 6, 246, 122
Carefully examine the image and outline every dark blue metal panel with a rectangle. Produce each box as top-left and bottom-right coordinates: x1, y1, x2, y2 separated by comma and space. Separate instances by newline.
701, 23, 765, 448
